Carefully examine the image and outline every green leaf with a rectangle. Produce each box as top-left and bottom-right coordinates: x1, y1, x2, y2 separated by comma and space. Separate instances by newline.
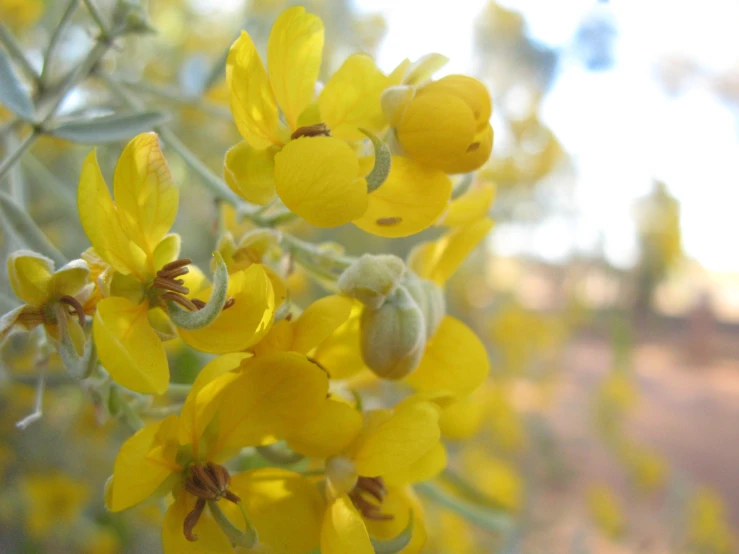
166, 252, 228, 330
0, 46, 35, 121
360, 128, 392, 194
371, 511, 414, 554
0, 191, 66, 266
57, 307, 97, 380
49, 111, 170, 143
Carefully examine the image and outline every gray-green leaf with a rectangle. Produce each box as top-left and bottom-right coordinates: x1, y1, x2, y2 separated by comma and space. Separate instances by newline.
371, 511, 414, 553
360, 128, 392, 194
167, 252, 228, 330
49, 111, 169, 143
0, 46, 35, 121
0, 191, 66, 265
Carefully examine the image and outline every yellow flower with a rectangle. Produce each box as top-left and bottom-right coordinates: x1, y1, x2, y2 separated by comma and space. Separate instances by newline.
22, 472, 90, 538
225, 7, 452, 235
1, 251, 91, 351
284, 396, 443, 553
587, 484, 624, 539
77, 133, 275, 393
386, 71, 494, 174
0, 0, 43, 30
686, 488, 737, 554
462, 449, 522, 512
106, 352, 330, 553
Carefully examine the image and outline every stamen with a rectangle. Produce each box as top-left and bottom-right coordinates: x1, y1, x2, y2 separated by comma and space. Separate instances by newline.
59, 295, 86, 327
161, 258, 192, 272
356, 476, 386, 503
182, 462, 242, 542
349, 476, 393, 521
191, 299, 206, 310
161, 292, 199, 312
159, 266, 190, 280
223, 297, 235, 310
153, 276, 190, 295
291, 123, 331, 139
184, 498, 206, 542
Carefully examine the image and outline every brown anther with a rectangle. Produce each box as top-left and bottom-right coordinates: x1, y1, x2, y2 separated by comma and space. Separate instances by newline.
59, 295, 86, 327
349, 476, 393, 521
183, 462, 241, 542
291, 123, 331, 139
161, 266, 190, 280
376, 217, 402, 226
161, 258, 192, 272
191, 299, 206, 310
153, 276, 190, 295
223, 297, 236, 310
183, 498, 206, 542
161, 292, 199, 312
466, 142, 480, 152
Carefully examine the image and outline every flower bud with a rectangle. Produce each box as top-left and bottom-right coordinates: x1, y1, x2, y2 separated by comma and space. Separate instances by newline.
360, 286, 426, 380
404, 274, 446, 339
338, 254, 405, 310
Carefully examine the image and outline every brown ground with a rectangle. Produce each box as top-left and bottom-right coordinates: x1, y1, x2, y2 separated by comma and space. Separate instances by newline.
522, 322, 739, 553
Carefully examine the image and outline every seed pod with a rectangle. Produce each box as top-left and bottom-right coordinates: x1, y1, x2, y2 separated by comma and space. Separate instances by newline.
338, 254, 405, 310
360, 286, 426, 380
404, 273, 446, 339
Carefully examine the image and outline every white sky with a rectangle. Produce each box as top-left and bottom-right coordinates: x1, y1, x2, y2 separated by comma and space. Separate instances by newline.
356, 0, 739, 272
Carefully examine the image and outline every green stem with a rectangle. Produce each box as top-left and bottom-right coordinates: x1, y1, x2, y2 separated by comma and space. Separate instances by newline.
81, 0, 111, 36
41, 0, 81, 86
120, 79, 232, 120
0, 190, 66, 265
109, 387, 144, 432
0, 23, 39, 82
167, 383, 192, 395
0, 131, 39, 183
416, 481, 510, 534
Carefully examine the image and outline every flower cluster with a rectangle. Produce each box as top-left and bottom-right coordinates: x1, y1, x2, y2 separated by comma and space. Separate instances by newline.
0, 6, 497, 553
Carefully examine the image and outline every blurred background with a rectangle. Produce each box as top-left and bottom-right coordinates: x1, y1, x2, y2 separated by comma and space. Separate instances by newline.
1, 0, 738, 552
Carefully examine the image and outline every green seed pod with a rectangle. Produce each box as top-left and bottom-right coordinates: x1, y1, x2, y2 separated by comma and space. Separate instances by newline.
338, 254, 405, 310
404, 273, 446, 339
360, 286, 426, 380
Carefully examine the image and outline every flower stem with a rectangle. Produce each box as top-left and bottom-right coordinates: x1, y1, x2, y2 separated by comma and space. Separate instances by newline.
0, 23, 39, 82
208, 500, 258, 548
0, 131, 39, 184
416, 481, 510, 534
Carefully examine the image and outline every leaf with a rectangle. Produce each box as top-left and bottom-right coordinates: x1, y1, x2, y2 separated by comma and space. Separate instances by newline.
361, 128, 392, 194
0, 46, 35, 121
57, 307, 97, 380
167, 252, 228, 330
371, 511, 414, 554
0, 191, 66, 266
49, 111, 170, 144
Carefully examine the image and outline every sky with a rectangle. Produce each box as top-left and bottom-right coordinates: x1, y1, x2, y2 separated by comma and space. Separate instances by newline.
355, 0, 739, 272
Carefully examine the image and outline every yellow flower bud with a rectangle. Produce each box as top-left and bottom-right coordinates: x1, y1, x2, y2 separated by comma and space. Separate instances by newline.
360, 286, 426, 380
393, 75, 494, 174
338, 254, 405, 310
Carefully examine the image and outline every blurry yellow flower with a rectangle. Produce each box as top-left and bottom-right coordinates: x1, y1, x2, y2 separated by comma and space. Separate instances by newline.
225, 7, 452, 235
0, 0, 43, 30
106, 352, 330, 553
587, 484, 625, 539
621, 445, 667, 492
2, 251, 90, 352
462, 450, 522, 512
81, 528, 122, 554
441, 181, 496, 227
686, 488, 736, 554
22, 473, 90, 538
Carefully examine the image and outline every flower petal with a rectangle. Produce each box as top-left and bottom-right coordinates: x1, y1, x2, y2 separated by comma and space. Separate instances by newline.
224, 141, 277, 205
350, 401, 440, 478
93, 297, 169, 394
178, 264, 274, 354
405, 316, 489, 396
226, 31, 283, 149
275, 137, 368, 227
408, 217, 493, 286
7, 250, 54, 305
383, 442, 447, 486
442, 182, 496, 227
312, 308, 368, 380
48, 259, 90, 299
321, 496, 373, 554
107, 415, 180, 512
292, 295, 355, 354
421, 75, 492, 130
353, 156, 452, 238
267, 6, 324, 130
230, 468, 324, 554
320, 54, 390, 141
152, 234, 182, 270
77, 150, 147, 276
113, 133, 178, 262
204, 352, 329, 460
287, 398, 363, 458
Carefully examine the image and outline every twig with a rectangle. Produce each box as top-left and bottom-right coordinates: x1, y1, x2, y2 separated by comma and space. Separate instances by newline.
15, 371, 46, 429
41, 0, 81, 86
0, 23, 39, 82
0, 131, 40, 187
81, 0, 111, 37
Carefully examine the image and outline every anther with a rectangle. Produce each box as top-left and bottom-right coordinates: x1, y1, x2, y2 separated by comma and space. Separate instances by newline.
376, 217, 402, 226
161, 258, 192, 272
153, 276, 190, 295
182, 462, 241, 542
161, 292, 199, 312
349, 476, 393, 521
291, 123, 331, 139
223, 297, 236, 310
59, 295, 86, 327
